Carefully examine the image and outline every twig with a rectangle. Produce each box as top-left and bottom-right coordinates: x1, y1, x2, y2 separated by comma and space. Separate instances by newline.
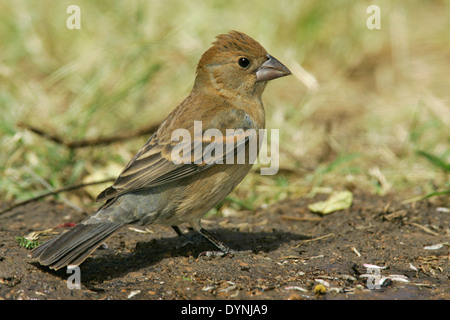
0, 178, 114, 216
17, 122, 160, 149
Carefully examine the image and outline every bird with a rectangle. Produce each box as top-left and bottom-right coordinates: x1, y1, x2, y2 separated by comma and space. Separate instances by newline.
30, 30, 291, 270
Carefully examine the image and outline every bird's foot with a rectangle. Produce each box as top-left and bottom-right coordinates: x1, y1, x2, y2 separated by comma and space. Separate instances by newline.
198, 248, 237, 258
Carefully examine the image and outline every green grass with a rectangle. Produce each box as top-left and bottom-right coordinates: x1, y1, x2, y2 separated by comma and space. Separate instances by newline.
1, 0, 449, 210
15, 236, 41, 250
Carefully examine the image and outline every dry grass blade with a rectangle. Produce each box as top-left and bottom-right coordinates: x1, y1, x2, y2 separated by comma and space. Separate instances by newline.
405, 222, 440, 236
280, 214, 322, 222
294, 233, 335, 247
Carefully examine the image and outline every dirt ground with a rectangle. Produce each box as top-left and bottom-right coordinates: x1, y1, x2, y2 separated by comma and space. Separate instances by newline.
0, 190, 448, 300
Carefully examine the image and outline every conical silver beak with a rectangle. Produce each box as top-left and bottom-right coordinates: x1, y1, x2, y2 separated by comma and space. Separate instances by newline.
255, 54, 291, 82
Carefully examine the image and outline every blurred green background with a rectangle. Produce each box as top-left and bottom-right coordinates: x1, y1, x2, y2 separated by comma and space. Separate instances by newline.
1, 0, 449, 212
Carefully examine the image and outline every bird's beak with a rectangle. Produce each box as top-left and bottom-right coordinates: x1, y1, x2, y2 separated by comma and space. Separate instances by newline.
255, 54, 291, 82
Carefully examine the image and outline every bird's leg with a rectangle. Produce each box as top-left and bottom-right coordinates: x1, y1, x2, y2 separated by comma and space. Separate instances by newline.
172, 225, 194, 248
198, 228, 236, 257
172, 225, 184, 237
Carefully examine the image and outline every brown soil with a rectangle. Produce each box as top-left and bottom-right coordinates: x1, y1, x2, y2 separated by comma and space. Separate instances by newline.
0, 191, 448, 300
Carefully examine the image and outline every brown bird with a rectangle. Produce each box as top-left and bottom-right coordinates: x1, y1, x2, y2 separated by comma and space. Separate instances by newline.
30, 30, 291, 270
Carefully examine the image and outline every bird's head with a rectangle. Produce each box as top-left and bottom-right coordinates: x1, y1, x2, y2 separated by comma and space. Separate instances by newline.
194, 31, 291, 99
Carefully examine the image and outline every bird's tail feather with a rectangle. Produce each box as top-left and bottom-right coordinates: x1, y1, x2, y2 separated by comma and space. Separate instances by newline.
29, 222, 122, 270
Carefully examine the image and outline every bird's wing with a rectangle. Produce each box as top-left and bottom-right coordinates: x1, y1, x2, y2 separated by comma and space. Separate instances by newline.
96, 109, 257, 202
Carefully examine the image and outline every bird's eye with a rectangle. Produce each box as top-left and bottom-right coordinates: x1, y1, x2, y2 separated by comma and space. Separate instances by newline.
238, 57, 250, 69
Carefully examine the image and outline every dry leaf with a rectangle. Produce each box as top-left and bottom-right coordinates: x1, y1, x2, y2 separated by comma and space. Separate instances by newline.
308, 191, 353, 214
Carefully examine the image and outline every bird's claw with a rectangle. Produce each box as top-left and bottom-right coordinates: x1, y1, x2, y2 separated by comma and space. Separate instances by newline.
176, 238, 194, 249
198, 249, 237, 258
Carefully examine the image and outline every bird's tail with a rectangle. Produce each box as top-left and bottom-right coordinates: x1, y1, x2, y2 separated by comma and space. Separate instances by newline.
29, 222, 122, 270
